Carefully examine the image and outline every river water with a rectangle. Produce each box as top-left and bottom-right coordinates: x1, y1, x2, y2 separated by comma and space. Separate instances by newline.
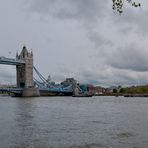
0, 96, 148, 148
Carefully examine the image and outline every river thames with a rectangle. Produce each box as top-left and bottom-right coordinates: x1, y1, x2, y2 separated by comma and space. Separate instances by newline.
0, 96, 148, 148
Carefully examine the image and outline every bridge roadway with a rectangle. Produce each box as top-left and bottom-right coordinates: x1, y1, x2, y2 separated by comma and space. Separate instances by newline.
0, 86, 73, 96
0, 88, 23, 95
0, 57, 25, 65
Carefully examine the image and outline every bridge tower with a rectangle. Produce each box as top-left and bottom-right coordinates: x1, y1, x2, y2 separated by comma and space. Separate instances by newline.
16, 46, 33, 88
16, 46, 39, 97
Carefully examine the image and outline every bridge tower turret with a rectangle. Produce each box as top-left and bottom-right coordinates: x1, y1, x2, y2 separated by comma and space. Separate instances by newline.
16, 46, 33, 88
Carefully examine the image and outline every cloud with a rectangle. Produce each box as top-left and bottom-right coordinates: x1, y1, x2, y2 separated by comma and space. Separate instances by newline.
0, 65, 15, 84
24, 0, 112, 49
87, 30, 114, 48
106, 43, 148, 72
27, 0, 108, 21
76, 66, 148, 86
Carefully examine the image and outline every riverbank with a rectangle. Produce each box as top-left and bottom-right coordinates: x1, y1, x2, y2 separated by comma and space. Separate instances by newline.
0, 94, 9, 96
95, 93, 148, 97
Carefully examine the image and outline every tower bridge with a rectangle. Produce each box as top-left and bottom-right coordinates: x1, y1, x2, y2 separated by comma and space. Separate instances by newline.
0, 46, 91, 97
0, 46, 73, 97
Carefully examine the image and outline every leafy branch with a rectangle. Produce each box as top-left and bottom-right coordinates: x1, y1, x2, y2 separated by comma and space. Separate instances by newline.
112, 0, 141, 14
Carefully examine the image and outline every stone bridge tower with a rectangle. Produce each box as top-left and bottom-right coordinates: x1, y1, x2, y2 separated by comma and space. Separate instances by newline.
16, 46, 33, 88
16, 46, 39, 97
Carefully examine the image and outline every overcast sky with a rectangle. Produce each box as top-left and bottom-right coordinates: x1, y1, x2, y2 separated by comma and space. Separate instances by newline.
0, 0, 148, 86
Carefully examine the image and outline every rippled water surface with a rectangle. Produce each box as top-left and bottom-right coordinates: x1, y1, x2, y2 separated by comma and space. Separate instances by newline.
0, 96, 148, 148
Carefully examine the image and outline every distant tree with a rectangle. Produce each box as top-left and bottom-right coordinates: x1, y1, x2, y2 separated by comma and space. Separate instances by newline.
120, 88, 126, 93
113, 88, 118, 93
112, 0, 141, 14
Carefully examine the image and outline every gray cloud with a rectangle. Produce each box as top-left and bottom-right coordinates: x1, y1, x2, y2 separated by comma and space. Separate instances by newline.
87, 31, 114, 48
27, 0, 108, 21
77, 66, 148, 86
106, 43, 148, 72
24, 0, 112, 49
0, 65, 15, 84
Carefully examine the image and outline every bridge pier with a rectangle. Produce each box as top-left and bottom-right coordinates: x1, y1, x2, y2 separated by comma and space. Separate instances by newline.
22, 88, 40, 97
